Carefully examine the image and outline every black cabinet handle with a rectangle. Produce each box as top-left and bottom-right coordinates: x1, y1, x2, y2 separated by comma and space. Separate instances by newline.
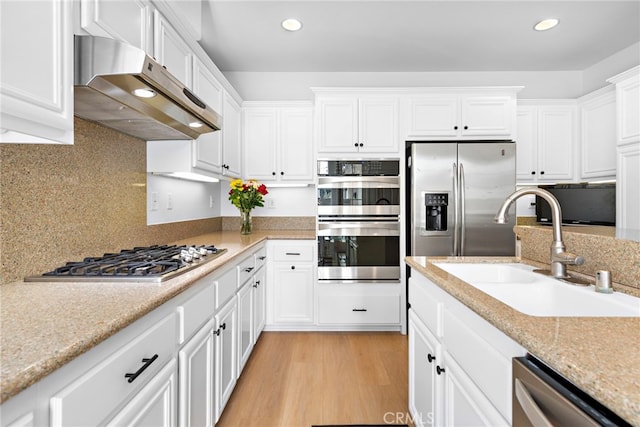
272, 171, 276, 176
454, 125, 458, 130
436, 365, 446, 375
540, 171, 545, 175
291, 265, 295, 270
221, 322, 226, 330
214, 328, 221, 336
285, 252, 301, 256
531, 171, 536, 175
354, 143, 359, 147
258, 256, 267, 260
280, 171, 284, 175
463, 125, 468, 130
352, 308, 367, 312
244, 267, 254, 273
427, 353, 435, 363
125, 354, 158, 383
359, 143, 363, 147
253, 280, 260, 288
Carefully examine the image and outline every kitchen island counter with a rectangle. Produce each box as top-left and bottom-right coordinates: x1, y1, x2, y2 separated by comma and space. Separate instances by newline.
0, 230, 314, 404
406, 255, 640, 426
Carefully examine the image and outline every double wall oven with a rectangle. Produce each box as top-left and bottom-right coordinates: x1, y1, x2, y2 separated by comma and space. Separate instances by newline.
317, 160, 401, 282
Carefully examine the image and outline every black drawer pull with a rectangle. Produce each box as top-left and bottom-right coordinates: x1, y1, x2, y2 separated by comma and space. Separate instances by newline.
258, 256, 267, 260
285, 252, 301, 256
244, 267, 254, 273
125, 354, 158, 383
221, 322, 226, 330
427, 353, 435, 363
352, 308, 367, 312
436, 365, 446, 375
253, 280, 260, 288
214, 328, 221, 336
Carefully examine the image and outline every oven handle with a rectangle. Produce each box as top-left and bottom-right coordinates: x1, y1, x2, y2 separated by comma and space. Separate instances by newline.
317, 222, 400, 236
317, 176, 400, 188
514, 378, 554, 427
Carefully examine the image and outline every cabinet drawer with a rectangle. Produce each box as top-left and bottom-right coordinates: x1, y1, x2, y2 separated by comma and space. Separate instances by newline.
50, 312, 178, 427
272, 244, 314, 262
318, 292, 400, 324
215, 267, 238, 310
254, 246, 267, 271
178, 279, 216, 344
408, 275, 442, 337
237, 254, 255, 286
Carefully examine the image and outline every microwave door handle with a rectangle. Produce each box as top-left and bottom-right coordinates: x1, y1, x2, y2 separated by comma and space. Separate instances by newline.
514, 379, 554, 427
452, 162, 459, 256
459, 163, 465, 256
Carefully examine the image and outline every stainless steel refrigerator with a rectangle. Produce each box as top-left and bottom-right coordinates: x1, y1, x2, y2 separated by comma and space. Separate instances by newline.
408, 142, 516, 257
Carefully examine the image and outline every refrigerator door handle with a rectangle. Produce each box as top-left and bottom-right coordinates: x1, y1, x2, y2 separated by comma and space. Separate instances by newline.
459, 162, 466, 256
452, 162, 459, 256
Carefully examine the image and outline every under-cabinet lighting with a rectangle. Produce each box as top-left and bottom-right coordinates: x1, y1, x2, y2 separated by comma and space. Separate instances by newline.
152, 172, 219, 183
534, 18, 559, 31
267, 183, 309, 188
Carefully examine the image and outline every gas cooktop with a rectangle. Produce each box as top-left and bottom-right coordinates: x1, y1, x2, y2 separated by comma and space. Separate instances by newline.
25, 244, 227, 283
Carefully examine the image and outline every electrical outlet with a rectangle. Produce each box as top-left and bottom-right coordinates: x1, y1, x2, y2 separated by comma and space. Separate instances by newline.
151, 192, 159, 211
267, 198, 276, 209
167, 193, 173, 210
209, 194, 214, 208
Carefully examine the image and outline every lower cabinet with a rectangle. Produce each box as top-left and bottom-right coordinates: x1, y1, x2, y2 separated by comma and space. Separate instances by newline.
253, 265, 266, 339
214, 296, 238, 423
408, 271, 525, 427
318, 282, 401, 327
178, 318, 215, 427
237, 279, 254, 374
617, 142, 640, 232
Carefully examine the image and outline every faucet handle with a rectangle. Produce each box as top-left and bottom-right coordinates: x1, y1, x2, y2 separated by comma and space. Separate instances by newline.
553, 252, 585, 265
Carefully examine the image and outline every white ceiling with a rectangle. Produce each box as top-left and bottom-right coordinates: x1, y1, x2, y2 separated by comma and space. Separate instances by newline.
199, 0, 640, 73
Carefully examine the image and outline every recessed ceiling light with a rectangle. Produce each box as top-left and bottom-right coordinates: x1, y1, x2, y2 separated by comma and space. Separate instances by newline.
281, 18, 302, 32
133, 88, 156, 98
534, 18, 559, 31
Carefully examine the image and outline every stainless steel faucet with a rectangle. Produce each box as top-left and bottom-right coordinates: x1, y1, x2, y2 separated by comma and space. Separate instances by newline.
494, 188, 585, 281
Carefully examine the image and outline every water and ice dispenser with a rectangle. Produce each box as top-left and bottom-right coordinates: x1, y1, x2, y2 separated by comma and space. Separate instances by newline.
424, 193, 448, 231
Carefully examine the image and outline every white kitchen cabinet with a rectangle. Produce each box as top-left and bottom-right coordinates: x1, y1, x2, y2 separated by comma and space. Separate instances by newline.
253, 265, 267, 340
237, 280, 254, 374
579, 87, 617, 180
516, 102, 577, 183
608, 66, 640, 145
267, 240, 316, 327
178, 318, 215, 427
192, 56, 224, 174
617, 142, 640, 232
153, 11, 192, 88
214, 296, 238, 422
408, 271, 525, 426
0, 0, 74, 144
316, 95, 399, 154
317, 282, 401, 329
78, 0, 152, 53
243, 103, 314, 182
407, 93, 516, 140
106, 358, 178, 427
221, 91, 242, 178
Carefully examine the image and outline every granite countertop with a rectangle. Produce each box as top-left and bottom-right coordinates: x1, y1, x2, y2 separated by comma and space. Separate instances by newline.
0, 230, 315, 404
405, 255, 640, 426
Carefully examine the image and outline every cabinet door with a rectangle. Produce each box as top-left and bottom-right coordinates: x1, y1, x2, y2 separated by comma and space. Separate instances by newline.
515, 107, 538, 181
192, 57, 223, 174
0, 0, 73, 144
317, 98, 359, 152
442, 353, 509, 427
537, 107, 576, 181
279, 108, 314, 181
253, 267, 267, 340
409, 311, 440, 427
243, 108, 278, 180
106, 359, 178, 427
581, 91, 616, 179
408, 96, 459, 138
272, 263, 314, 324
359, 98, 399, 152
153, 12, 192, 88
461, 96, 514, 138
222, 92, 242, 178
617, 143, 640, 231
178, 319, 214, 427
616, 72, 640, 144
214, 298, 237, 422
237, 281, 254, 375
79, 0, 151, 53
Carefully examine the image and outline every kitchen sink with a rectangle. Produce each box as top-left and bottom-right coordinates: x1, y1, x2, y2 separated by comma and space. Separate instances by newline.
433, 262, 640, 317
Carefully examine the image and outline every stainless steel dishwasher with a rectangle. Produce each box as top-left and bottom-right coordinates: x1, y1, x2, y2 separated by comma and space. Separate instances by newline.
512, 355, 631, 427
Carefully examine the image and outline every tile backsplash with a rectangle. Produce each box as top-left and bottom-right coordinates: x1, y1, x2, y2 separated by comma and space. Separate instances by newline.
0, 119, 219, 285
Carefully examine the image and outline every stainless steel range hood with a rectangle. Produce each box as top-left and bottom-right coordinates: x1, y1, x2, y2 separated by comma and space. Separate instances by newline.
74, 35, 221, 141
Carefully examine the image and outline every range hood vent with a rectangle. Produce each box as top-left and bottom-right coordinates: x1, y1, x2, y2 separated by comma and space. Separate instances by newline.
74, 35, 221, 141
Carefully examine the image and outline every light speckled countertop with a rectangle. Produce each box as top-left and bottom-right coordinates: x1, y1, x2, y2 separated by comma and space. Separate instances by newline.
0, 230, 314, 404
406, 256, 640, 426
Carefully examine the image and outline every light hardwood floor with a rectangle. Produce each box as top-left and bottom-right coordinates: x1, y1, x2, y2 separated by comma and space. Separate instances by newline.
216, 331, 413, 427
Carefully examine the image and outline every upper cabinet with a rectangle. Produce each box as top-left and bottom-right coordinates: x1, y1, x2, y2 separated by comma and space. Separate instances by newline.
315, 92, 399, 154
78, 0, 152, 53
153, 11, 192, 88
578, 87, 617, 180
0, 0, 74, 144
221, 92, 242, 178
192, 57, 224, 174
243, 102, 314, 183
405, 89, 519, 141
516, 101, 577, 183
608, 66, 640, 146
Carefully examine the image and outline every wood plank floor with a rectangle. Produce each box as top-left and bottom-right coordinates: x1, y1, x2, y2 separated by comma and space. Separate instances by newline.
216, 331, 414, 427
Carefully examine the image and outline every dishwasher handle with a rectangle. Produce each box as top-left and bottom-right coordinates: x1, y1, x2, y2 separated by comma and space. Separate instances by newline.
514, 378, 554, 427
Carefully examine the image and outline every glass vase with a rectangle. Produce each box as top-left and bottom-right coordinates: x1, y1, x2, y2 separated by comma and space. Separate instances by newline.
240, 210, 253, 235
